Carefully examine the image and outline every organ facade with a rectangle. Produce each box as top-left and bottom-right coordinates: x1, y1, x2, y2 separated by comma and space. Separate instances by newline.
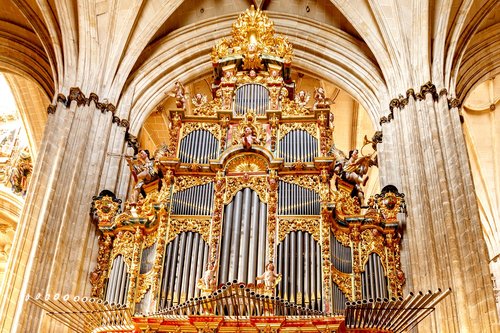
28, 7, 450, 333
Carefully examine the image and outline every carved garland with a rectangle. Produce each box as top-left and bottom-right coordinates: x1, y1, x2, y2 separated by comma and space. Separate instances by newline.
180, 122, 221, 141
210, 171, 226, 266
267, 170, 278, 259
166, 218, 211, 244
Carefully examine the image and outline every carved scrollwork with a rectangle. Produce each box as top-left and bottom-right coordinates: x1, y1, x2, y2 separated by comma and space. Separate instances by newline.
278, 123, 317, 141
280, 175, 321, 194
167, 218, 211, 244
173, 176, 214, 194
180, 122, 221, 141
359, 229, 387, 272
110, 231, 135, 270
333, 190, 361, 216
331, 265, 353, 301
278, 217, 320, 243
224, 175, 268, 204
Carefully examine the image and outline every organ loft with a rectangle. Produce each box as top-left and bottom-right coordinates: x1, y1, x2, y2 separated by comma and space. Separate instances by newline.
28, 6, 453, 333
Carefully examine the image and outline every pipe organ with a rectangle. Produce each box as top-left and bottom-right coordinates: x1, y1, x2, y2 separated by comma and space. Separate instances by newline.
84, 7, 434, 333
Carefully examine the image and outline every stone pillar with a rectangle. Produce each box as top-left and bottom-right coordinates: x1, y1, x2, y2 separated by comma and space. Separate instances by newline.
378, 88, 499, 332
0, 90, 128, 332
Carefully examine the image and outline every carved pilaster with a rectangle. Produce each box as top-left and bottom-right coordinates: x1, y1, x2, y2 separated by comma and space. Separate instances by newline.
90, 235, 113, 298
267, 170, 278, 259
127, 227, 144, 307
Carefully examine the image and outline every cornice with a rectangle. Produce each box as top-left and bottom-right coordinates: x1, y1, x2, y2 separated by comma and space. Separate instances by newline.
379, 82, 462, 125
46, 87, 129, 128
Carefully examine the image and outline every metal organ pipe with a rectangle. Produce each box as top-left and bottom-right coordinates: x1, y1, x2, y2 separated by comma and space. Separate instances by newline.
166, 237, 180, 307
219, 201, 233, 283
173, 233, 187, 304
186, 233, 200, 299
238, 188, 252, 282
304, 233, 310, 307
297, 230, 304, 306
228, 191, 243, 281
289, 231, 296, 303
248, 191, 259, 282
257, 201, 267, 276
315, 242, 322, 311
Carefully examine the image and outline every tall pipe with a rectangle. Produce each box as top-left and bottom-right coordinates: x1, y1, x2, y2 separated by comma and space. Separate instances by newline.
194, 236, 205, 298
173, 233, 187, 304
304, 233, 310, 307
239, 188, 252, 282
315, 242, 322, 310
229, 191, 243, 280
289, 232, 296, 303
309, 236, 316, 309
248, 191, 259, 282
188, 233, 200, 299
283, 237, 289, 301
257, 201, 267, 276
219, 201, 234, 283
166, 236, 180, 307
297, 230, 304, 306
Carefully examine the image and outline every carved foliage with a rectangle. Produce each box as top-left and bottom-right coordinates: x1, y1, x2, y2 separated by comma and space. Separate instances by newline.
180, 122, 221, 141
173, 176, 214, 194
278, 217, 320, 243
278, 122, 317, 141
224, 175, 268, 204
167, 218, 211, 244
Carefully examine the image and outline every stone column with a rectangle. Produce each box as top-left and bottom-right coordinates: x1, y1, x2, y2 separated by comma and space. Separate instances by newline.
0, 90, 128, 332
378, 88, 499, 332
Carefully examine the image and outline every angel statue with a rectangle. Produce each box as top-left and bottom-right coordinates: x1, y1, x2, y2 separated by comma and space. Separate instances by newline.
313, 87, 331, 109
170, 81, 186, 109
255, 262, 281, 296
328, 145, 376, 205
197, 263, 217, 295
126, 149, 159, 203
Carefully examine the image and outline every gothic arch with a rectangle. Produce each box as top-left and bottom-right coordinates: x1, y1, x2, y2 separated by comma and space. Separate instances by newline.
121, 12, 386, 134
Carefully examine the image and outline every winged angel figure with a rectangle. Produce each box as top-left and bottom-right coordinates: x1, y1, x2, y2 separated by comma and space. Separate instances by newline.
328, 144, 377, 204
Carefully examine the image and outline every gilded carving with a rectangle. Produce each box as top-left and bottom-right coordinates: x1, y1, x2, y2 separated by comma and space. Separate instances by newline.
281, 96, 313, 117
280, 175, 321, 194
333, 190, 361, 216
278, 217, 320, 243
93, 195, 121, 225
230, 111, 266, 147
110, 231, 135, 269
168, 112, 182, 156
359, 229, 386, 271
209, 170, 226, 265
90, 235, 113, 298
127, 227, 144, 306
226, 153, 268, 173
331, 266, 353, 301
211, 6, 293, 64
224, 175, 268, 204
173, 176, 214, 194
278, 123, 317, 141
376, 191, 404, 223
167, 218, 211, 244
267, 169, 278, 259
180, 122, 221, 141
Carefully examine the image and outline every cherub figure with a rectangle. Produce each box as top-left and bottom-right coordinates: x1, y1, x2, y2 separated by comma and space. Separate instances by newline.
191, 93, 207, 108
256, 262, 281, 295
171, 81, 186, 109
295, 90, 310, 108
197, 263, 217, 294
241, 126, 260, 149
